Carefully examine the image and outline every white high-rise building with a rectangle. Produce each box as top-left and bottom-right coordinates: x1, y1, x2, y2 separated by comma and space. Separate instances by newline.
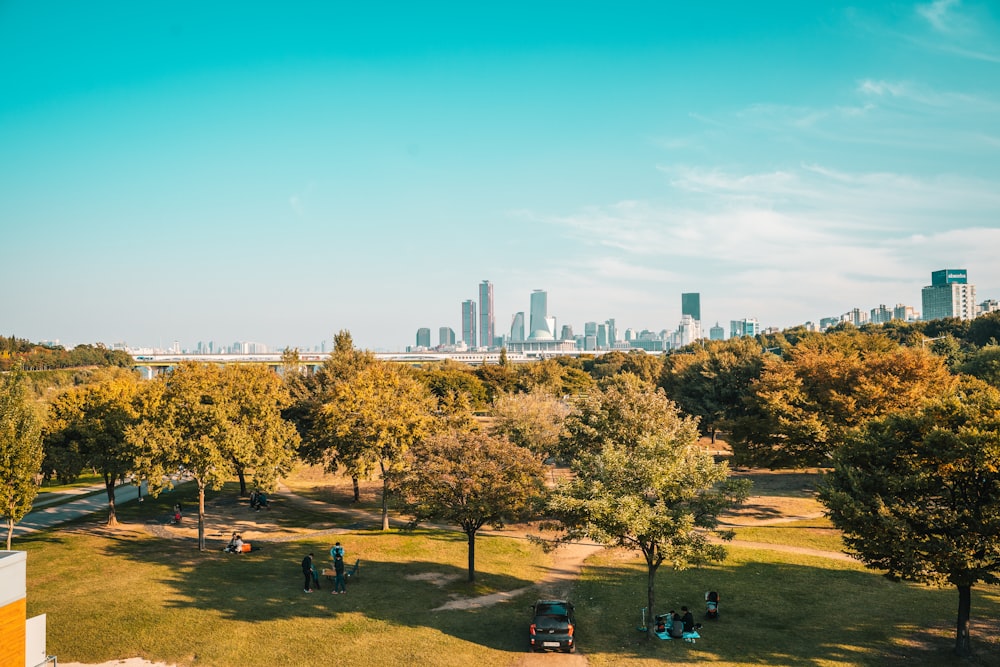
922, 269, 977, 321
528, 290, 555, 340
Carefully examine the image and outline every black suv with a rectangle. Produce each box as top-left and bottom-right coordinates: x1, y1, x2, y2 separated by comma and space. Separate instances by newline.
529, 599, 576, 653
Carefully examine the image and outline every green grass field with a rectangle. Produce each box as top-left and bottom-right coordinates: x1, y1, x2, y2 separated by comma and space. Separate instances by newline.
20, 473, 1000, 666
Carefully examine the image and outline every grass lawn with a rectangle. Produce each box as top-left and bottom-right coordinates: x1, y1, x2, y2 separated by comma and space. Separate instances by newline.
36, 472, 105, 494
25, 521, 554, 666
21, 467, 1000, 666
732, 518, 847, 553
574, 546, 1000, 667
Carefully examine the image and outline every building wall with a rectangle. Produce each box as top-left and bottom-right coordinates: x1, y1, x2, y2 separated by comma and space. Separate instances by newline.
0, 551, 27, 667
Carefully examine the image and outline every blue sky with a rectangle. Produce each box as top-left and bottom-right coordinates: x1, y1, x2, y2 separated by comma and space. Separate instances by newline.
2, 1, 998, 351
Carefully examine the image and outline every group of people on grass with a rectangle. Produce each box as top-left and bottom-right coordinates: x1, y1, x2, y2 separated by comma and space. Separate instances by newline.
655, 606, 701, 639
301, 541, 348, 594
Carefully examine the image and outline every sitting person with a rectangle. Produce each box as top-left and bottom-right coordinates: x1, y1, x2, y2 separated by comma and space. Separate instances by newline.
225, 532, 244, 553
253, 491, 269, 510
681, 606, 697, 633
669, 611, 684, 638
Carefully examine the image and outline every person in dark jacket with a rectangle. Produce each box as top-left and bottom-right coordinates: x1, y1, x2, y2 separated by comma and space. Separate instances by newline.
332, 553, 347, 594
301, 553, 315, 593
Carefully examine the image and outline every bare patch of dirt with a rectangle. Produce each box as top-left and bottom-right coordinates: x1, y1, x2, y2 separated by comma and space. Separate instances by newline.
721, 468, 827, 526
406, 572, 463, 586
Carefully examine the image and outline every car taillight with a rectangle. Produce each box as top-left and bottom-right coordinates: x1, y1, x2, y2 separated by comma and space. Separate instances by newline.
567, 624, 574, 636
529, 624, 536, 636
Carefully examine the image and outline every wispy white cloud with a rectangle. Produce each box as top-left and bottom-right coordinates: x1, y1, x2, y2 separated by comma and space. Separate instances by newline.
518, 163, 1000, 328
916, 0, 964, 34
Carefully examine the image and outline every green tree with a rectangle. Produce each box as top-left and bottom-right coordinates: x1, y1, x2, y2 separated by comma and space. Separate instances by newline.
320, 361, 436, 530
0, 366, 44, 549
490, 390, 569, 459
548, 391, 749, 639
129, 362, 298, 550
957, 345, 1000, 389
967, 311, 1000, 348
414, 360, 488, 410
660, 337, 765, 443
44, 368, 143, 525
392, 431, 546, 581
819, 377, 1000, 657
560, 373, 679, 459
222, 364, 299, 496
287, 330, 376, 502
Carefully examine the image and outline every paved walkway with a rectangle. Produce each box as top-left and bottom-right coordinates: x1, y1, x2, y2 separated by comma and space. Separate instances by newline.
14, 480, 162, 537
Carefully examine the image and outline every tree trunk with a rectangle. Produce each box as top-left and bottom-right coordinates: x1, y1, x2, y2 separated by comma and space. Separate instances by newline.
5, 517, 12, 550
954, 584, 972, 657
198, 483, 207, 551
467, 529, 477, 582
236, 465, 247, 497
381, 476, 390, 531
352, 476, 360, 503
103, 473, 118, 527
646, 558, 658, 641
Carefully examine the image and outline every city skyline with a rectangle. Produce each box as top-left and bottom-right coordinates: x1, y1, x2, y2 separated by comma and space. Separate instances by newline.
3, 2, 999, 352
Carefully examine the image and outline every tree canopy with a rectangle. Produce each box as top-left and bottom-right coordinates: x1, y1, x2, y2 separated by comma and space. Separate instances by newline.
734, 335, 954, 466
44, 368, 143, 525
128, 362, 298, 550
392, 430, 546, 581
548, 383, 749, 638
319, 359, 437, 530
489, 390, 569, 459
820, 377, 1000, 657
0, 366, 44, 549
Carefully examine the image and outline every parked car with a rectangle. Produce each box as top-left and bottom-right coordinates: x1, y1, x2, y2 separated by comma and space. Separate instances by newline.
529, 599, 576, 653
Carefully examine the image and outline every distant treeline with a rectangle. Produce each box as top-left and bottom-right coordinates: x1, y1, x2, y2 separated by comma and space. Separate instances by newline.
0, 336, 134, 372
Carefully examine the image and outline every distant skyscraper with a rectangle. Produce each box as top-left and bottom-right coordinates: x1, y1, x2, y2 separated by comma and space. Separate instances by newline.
605, 318, 617, 347
560, 324, 574, 341
510, 312, 525, 342
479, 280, 495, 349
870, 304, 892, 325
416, 328, 431, 348
710, 322, 725, 341
528, 290, 554, 340
922, 269, 976, 321
681, 293, 701, 322
730, 318, 760, 339
439, 327, 455, 347
461, 300, 477, 347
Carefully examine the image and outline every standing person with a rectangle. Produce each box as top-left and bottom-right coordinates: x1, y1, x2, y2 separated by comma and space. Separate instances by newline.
330, 541, 345, 560
332, 552, 347, 594
301, 553, 315, 593
172, 504, 181, 524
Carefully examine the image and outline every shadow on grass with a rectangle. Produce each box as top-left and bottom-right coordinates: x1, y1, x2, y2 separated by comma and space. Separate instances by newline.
573, 552, 1000, 666
100, 526, 544, 653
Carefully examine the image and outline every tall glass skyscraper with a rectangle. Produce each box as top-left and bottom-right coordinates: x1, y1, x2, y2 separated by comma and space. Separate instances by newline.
479, 280, 494, 349
681, 293, 701, 321
528, 289, 554, 340
461, 300, 477, 348
510, 312, 525, 342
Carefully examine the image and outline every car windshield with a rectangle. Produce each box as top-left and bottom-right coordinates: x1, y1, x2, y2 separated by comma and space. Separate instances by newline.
535, 602, 570, 616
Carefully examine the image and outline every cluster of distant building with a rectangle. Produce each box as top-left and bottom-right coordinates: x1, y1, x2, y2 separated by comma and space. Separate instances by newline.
112, 269, 996, 357
411, 270, 999, 355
